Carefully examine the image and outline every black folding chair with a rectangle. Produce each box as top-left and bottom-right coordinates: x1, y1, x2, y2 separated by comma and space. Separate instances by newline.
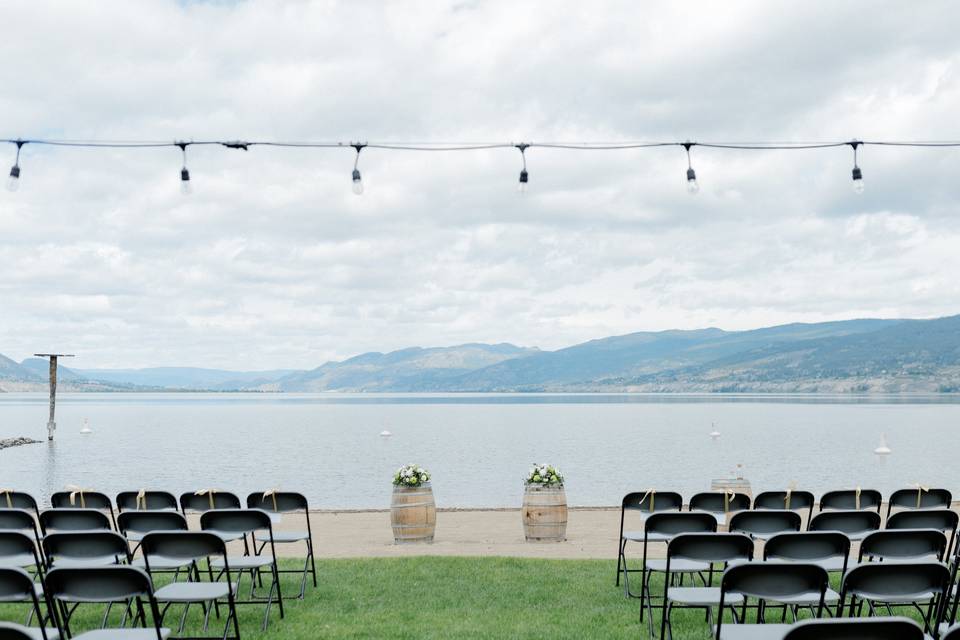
246, 491, 316, 599
200, 509, 284, 631
119, 511, 192, 578
0, 512, 45, 569
783, 616, 926, 639
44, 565, 169, 639
0, 566, 55, 639
838, 562, 950, 634
50, 491, 116, 530
859, 529, 947, 563
715, 562, 829, 638
179, 492, 244, 543
809, 510, 881, 541
616, 491, 683, 589
0, 492, 41, 520
116, 491, 179, 513
42, 532, 130, 568
944, 623, 960, 639
885, 488, 952, 520
0, 622, 56, 640
765, 531, 851, 576
659, 533, 754, 639
819, 489, 882, 513
38, 510, 112, 536
887, 509, 959, 556
140, 531, 240, 639
729, 510, 801, 540
753, 490, 816, 529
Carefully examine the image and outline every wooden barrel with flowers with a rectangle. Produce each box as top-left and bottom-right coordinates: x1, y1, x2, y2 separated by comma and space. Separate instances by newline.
390, 464, 436, 544
522, 463, 567, 542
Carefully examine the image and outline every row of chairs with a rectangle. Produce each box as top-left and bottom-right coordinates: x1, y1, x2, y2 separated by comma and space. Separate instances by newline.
0, 488, 317, 600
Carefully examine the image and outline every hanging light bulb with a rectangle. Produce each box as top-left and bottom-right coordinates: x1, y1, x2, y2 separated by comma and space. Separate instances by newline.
850, 141, 864, 194
351, 143, 365, 195
177, 142, 192, 195
6, 140, 24, 192
516, 143, 529, 194
683, 142, 699, 194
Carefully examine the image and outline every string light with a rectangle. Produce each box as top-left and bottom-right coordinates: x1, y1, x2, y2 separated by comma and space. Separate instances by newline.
351, 143, 365, 195
2, 137, 958, 196
516, 143, 529, 194
682, 142, 699, 194
5, 140, 24, 192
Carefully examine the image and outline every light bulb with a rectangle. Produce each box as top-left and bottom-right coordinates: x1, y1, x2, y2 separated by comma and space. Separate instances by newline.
352, 169, 364, 195
5, 165, 20, 192
686, 168, 699, 194
852, 166, 864, 194
518, 169, 529, 194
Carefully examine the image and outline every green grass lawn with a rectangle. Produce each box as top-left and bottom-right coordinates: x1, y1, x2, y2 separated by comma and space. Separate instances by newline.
0, 557, 937, 639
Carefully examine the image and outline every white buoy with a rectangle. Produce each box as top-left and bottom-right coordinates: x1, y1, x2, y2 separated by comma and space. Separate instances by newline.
709, 423, 720, 439
874, 433, 892, 455
79, 419, 92, 435
379, 430, 392, 437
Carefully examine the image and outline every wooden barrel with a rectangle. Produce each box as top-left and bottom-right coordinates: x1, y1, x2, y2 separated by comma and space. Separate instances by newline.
522, 484, 568, 542
390, 484, 436, 544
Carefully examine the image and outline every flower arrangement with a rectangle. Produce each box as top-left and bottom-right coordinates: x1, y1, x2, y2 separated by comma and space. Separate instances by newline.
393, 464, 430, 487
525, 463, 564, 487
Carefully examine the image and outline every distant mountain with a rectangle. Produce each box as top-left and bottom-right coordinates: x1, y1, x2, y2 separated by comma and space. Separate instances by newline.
3, 314, 960, 393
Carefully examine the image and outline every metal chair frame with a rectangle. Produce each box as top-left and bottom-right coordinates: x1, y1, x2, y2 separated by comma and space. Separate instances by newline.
246, 491, 317, 599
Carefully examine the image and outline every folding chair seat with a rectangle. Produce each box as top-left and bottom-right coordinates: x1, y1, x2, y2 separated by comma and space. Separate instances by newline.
0, 567, 57, 640
753, 490, 816, 529
246, 491, 317, 598
659, 533, 754, 639
38, 510, 111, 535
42, 532, 129, 569
784, 616, 926, 639
729, 510, 801, 541
140, 531, 240, 639
885, 488, 952, 519
115, 491, 179, 514
714, 562, 829, 639
809, 510, 881, 541
45, 566, 170, 639
838, 562, 950, 634
818, 489, 882, 513
764, 532, 851, 577
616, 491, 683, 590
49, 491, 116, 530
859, 529, 947, 564
200, 509, 284, 631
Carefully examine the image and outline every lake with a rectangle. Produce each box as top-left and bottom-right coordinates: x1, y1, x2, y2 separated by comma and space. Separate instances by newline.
0, 392, 957, 509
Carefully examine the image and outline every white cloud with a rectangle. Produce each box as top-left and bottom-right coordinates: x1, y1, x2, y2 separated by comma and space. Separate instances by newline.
0, 0, 959, 369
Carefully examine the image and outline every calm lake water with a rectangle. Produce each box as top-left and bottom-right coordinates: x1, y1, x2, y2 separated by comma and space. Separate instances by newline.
0, 392, 957, 509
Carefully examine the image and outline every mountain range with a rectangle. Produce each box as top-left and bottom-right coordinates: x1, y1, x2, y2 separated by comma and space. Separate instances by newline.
2, 314, 960, 393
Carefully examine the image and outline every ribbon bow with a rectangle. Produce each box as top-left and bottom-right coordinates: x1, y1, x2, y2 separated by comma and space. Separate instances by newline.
639, 488, 656, 512
912, 483, 929, 509
783, 481, 798, 510
723, 489, 737, 513
263, 489, 280, 512
854, 486, 862, 510
195, 489, 218, 510
0, 489, 14, 509
136, 489, 147, 510
65, 485, 92, 508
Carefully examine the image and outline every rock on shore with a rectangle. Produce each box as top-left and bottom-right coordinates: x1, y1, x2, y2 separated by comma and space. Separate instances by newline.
0, 437, 41, 450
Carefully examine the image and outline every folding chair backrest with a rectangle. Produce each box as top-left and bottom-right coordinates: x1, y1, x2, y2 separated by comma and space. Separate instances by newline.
50, 491, 112, 511
944, 624, 960, 640
0, 509, 39, 536
43, 532, 129, 565
729, 509, 801, 537
764, 531, 850, 564
117, 510, 188, 537
39, 509, 111, 534
783, 617, 925, 640
887, 488, 952, 512
0, 622, 39, 640
722, 562, 828, 601
860, 529, 947, 562
140, 531, 227, 566
753, 490, 815, 511
0, 566, 40, 602
179, 491, 241, 512
0, 492, 39, 516
246, 491, 308, 513
689, 491, 751, 513
841, 562, 950, 602
667, 533, 753, 564
622, 491, 682, 513
819, 489, 882, 512
887, 509, 959, 533
644, 512, 717, 538
0, 531, 41, 567
809, 510, 881, 535
116, 491, 179, 512
200, 508, 271, 536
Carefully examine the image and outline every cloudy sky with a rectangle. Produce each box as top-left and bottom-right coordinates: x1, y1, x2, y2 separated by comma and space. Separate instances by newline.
1, 0, 959, 370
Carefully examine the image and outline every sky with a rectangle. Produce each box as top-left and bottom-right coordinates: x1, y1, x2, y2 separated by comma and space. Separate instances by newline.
1, 0, 959, 370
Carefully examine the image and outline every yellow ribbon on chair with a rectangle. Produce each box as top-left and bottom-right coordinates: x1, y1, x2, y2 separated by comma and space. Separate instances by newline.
263, 489, 280, 512
912, 483, 929, 509
854, 486, 861, 510
723, 489, 736, 513
0, 489, 14, 508
195, 489, 217, 510
136, 489, 147, 510
65, 485, 92, 508
639, 488, 656, 512
784, 481, 798, 510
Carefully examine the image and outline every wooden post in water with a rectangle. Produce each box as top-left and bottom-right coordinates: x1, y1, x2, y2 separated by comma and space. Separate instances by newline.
33, 353, 74, 441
